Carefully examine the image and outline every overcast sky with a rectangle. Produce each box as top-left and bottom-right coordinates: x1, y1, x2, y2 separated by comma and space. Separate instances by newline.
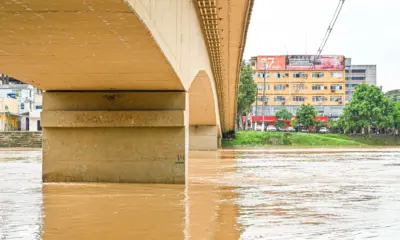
243, 0, 400, 91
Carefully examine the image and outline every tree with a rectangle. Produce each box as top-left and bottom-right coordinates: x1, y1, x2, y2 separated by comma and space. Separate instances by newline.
274, 120, 286, 130
291, 119, 297, 128
275, 108, 292, 121
328, 118, 338, 133
236, 61, 257, 130
338, 110, 357, 134
376, 100, 394, 135
314, 120, 325, 133
393, 101, 400, 135
386, 89, 400, 102
274, 108, 292, 130
296, 104, 317, 131
341, 84, 394, 136
328, 118, 335, 128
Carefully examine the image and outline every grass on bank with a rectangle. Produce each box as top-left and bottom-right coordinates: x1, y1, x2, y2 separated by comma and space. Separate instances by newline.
222, 131, 400, 147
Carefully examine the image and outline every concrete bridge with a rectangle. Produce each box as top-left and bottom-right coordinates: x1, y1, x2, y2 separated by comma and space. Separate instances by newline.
0, 0, 253, 183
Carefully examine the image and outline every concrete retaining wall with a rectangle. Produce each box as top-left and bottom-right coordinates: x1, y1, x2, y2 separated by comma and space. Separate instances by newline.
0, 131, 42, 148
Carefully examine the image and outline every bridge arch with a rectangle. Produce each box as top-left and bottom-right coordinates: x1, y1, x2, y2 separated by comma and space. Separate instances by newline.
189, 70, 219, 126
188, 70, 221, 150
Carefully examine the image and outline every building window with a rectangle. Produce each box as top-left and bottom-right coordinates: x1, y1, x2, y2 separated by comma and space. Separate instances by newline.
312, 96, 326, 102
312, 84, 326, 90
330, 96, 343, 102
351, 77, 366, 80
331, 72, 343, 78
251, 61, 256, 66
292, 96, 305, 102
351, 69, 366, 73
274, 72, 286, 78
257, 84, 269, 90
257, 96, 269, 102
21, 103, 24, 110
293, 84, 305, 91
346, 76, 366, 80
274, 96, 286, 102
312, 72, 324, 78
274, 84, 286, 90
330, 84, 343, 91
293, 72, 306, 78
258, 72, 270, 78
346, 84, 359, 88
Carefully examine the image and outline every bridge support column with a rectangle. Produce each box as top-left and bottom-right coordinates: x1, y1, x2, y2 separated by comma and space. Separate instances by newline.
189, 126, 218, 151
41, 91, 188, 184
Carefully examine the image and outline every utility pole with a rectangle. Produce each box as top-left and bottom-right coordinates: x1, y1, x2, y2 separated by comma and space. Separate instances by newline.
254, 76, 259, 131
5, 105, 9, 131
262, 63, 267, 132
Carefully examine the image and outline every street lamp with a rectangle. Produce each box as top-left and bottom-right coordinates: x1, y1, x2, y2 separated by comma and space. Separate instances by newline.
254, 84, 259, 131
262, 62, 268, 132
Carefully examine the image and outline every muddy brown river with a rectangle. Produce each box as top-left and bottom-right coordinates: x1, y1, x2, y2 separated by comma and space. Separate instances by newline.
1, 148, 400, 239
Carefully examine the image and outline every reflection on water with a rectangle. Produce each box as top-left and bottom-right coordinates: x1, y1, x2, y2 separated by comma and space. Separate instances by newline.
1, 148, 400, 239
43, 184, 186, 240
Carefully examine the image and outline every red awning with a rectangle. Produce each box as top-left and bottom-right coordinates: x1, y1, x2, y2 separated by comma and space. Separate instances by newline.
242, 116, 328, 123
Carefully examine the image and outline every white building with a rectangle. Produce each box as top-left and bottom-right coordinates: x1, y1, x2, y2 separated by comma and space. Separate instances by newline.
0, 74, 43, 131
345, 58, 377, 103
21, 111, 41, 131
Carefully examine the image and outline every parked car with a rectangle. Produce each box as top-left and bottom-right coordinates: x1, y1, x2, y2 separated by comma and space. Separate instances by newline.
277, 127, 286, 132
286, 127, 295, 132
266, 125, 277, 132
301, 128, 308, 132
256, 125, 264, 132
319, 127, 329, 133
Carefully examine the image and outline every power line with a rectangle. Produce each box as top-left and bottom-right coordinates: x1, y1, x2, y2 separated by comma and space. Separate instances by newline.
317, 0, 346, 56
291, 0, 346, 97
316, 0, 342, 56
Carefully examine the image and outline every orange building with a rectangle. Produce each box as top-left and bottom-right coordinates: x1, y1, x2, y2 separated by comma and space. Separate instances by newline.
250, 55, 346, 118
0, 97, 19, 130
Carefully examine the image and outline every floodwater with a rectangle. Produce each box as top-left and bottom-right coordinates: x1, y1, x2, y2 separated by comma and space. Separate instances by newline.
1, 149, 400, 239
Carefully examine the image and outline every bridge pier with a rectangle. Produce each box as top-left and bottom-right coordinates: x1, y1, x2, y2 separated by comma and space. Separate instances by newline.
41, 91, 188, 184
189, 126, 218, 151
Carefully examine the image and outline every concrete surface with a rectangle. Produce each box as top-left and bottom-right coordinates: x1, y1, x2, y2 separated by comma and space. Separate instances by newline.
189, 126, 218, 151
42, 91, 188, 184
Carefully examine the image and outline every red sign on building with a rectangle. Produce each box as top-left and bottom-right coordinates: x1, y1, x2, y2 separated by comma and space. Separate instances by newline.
256, 55, 345, 71
256, 56, 286, 71
286, 55, 345, 71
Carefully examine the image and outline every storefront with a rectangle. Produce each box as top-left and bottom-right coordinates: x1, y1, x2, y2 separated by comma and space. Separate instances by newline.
242, 116, 329, 127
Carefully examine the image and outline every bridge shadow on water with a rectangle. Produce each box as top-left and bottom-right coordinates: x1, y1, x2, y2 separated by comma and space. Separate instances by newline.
41, 151, 241, 240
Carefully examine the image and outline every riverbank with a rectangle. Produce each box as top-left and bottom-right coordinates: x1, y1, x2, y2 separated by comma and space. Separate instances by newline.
223, 131, 400, 147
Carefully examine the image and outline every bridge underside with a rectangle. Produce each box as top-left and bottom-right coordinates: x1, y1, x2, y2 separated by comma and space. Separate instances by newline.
0, 0, 252, 183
